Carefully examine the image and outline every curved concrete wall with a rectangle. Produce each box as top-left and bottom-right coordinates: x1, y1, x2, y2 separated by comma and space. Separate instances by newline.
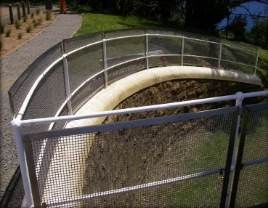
67, 66, 262, 127
43, 66, 262, 205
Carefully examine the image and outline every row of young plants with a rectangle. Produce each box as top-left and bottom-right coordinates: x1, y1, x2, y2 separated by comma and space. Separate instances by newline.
0, 9, 52, 50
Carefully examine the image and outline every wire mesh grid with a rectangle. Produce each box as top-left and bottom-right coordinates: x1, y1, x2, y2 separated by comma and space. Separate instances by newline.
183, 31, 219, 43
242, 107, 268, 162
104, 28, 145, 39
220, 60, 255, 74
106, 36, 145, 68
63, 32, 102, 54
10, 43, 63, 116
222, 44, 257, 66
148, 29, 183, 37
26, 108, 235, 207
234, 161, 268, 207
107, 59, 147, 85
183, 56, 219, 68
67, 43, 103, 94
184, 38, 220, 59
71, 73, 104, 113
21, 61, 65, 133
148, 36, 182, 55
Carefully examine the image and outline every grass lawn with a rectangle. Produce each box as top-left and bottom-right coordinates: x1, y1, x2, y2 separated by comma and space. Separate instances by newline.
74, 13, 173, 36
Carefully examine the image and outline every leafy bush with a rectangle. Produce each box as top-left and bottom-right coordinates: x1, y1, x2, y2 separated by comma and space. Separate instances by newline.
46, 10, 52, 20
5, 29, 11, 37
15, 20, 21, 29
26, 25, 32, 33
23, 15, 28, 22
0, 24, 4, 34
18, 32, 23, 39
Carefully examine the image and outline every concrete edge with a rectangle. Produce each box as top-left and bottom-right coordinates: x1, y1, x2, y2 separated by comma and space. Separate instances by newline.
66, 66, 262, 128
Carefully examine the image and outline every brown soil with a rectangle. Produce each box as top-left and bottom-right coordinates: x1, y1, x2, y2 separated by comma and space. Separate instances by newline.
0, 9, 56, 58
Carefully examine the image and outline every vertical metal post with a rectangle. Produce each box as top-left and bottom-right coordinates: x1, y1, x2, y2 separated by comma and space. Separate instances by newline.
11, 119, 33, 208
63, 54, 73, 115
146, 30, 149, 69
218, 43, 223, 69
9, 4, 14, 24
223, 92, 244, 208
17, 3, 21, 20
102, 37, 108, 88
181, 36, 185, 66
254, 48, 259, 75
22, 1, 26, 17
229, 107, 250, 207
26, 0, 30, 14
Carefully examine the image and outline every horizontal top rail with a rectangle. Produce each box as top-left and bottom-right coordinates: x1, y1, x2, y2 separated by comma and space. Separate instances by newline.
14, 90, 268, 127
8, 28, 261, 122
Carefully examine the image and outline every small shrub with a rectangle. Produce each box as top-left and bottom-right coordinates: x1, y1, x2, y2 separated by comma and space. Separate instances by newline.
18, 32, 23, 39
15, 20, 21, 29
5, 29, 11, 37
0, 24, 4, 34
33, 22, 39, 28
38, 17, 43, 23
36, 9, 40, 15
46, 10, 52, 20
32, 19, 36, 24
23, 15, 28, 22
26, 25, 32, 33
31, 12, 34, 18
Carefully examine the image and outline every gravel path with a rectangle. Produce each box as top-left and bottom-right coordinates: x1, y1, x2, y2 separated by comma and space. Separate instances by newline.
0, 10, 81, 205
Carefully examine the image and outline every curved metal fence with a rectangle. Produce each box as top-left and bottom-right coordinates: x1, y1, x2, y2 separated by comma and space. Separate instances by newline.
8, 28, 259, 133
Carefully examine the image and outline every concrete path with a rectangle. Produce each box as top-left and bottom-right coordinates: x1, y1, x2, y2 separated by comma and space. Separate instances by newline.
0, 9, 81, 204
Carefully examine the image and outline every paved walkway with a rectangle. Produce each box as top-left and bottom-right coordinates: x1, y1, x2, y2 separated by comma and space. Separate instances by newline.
0, 8, 81, 205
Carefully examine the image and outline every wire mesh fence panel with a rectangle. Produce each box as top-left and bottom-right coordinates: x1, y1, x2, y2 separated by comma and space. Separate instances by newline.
148, 36, 182, 55
71, 73, 104, 113
183, 31, 219, 43
78, 172, 224, 208
21, 61, 65, 134
63, 32, 102, 54
242, 107, 268, 162
67, 43, 103, 94
147, 28, 183, 37
104, 28, 145, 39
106, 36, 146, 68
23, 106, 237, 207
9, 43, 63, 117
183, 56, 218, 68
222, 44, 257, 69
148, 36, 182, 67
232, 103, 268, 207
234, 161, 268, 207
184, 38, 220, 59
107, 59, 147, 85
220, 60, 255, 74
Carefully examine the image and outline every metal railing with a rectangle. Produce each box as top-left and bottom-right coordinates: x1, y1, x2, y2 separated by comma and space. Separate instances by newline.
8, 29, 259, 127
8, 29, 264, 207
11, 90, 268, 207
